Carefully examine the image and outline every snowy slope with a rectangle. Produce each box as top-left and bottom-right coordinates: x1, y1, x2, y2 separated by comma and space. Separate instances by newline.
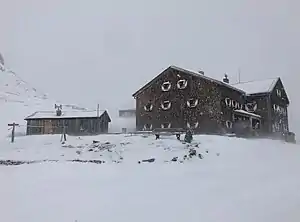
0, 64, 87, 138
0, 63, 133, 136
0, 134, 300, 222
0, 65, 52, 136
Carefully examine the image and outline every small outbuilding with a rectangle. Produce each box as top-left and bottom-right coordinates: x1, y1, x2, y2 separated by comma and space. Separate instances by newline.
25, 107, 111, 136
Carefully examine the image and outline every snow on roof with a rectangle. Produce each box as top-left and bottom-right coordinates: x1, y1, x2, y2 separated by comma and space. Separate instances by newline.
132, 65, 246, 97
232, 78, 279, 95
170, 66, 245, 93
25, 110, 106, 120
234, 109, 261, 119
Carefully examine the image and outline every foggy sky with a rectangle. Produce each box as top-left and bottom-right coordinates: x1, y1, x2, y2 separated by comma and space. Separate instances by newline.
0, 0, 299, 131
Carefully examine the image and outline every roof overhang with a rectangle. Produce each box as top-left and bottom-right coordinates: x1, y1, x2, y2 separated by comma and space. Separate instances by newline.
25, 110, 112, 122
233, 109, 262, 119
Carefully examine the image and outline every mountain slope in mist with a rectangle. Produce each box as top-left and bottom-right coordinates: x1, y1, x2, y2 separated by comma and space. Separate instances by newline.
0, 63, 88, 137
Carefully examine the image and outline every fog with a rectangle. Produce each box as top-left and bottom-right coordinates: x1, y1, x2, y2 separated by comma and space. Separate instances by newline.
0, 0, 299, 133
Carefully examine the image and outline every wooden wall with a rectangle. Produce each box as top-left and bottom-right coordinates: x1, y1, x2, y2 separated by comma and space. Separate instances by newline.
135, 67, 230, 133
270, 79, 289, 134
26, 117, 109, 136
135, 68, 291, 136
219, 84, 245, 133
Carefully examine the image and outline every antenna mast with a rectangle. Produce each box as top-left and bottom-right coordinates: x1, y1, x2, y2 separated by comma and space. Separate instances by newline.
238, 67, 241, 83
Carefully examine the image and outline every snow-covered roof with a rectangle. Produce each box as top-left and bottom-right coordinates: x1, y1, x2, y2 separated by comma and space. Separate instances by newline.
132, 65, 245, 97
170, 66, 245, 94
132, 65, 282, 98
232, 78, 279, 95
25, 110, 107, 120
234, 110, 261, 119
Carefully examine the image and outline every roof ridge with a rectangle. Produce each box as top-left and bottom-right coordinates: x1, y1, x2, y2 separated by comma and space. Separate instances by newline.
171, 66, 246, 94
36, 109, 102, 113
132, 65, 246, 97
232, 77, 279, 85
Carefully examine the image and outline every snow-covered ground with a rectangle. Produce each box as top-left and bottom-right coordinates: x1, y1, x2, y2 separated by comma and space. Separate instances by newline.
1, 62, 300, 222
1, 133, 300, 222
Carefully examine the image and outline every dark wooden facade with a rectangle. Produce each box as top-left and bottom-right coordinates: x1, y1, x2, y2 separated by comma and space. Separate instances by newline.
133, 66, 245, 134
257, 79, 289, 134
132, 65, 290, 136
25, 111, 111, 136
234, 78, 290, 135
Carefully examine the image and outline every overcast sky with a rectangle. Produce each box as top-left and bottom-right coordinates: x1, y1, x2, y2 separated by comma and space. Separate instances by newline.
0, 0, 299, 130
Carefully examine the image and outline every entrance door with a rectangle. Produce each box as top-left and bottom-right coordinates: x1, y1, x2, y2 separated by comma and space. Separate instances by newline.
44, 120, 53, 134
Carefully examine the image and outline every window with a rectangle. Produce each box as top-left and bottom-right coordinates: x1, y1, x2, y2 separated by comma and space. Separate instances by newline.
245, 102, 257, 112
276, 89, 282, 97
161, 101, 171, 110
224, 98, 243, 110
161, 123, 171, 128
232, 100, 240, 109
273, 105, 287, 116
143, 124, 153, 131
187, 121, 199, 129
273, 104, 278, 112
187, 99, 198, 108
177, 79, 188, 89
161, 81, 171, 92
144, 103, 153, 112
226, 120, 233, 129
252, 119, 260, 129
225, 98, 231, 107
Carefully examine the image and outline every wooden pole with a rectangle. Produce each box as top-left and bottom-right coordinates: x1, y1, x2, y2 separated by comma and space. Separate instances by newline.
97, 104, 100, 133
60, 120, 67, 142
8, 122, 19, 143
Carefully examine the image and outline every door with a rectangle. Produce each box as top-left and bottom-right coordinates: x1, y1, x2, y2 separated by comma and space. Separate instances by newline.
44, 120, 53, 134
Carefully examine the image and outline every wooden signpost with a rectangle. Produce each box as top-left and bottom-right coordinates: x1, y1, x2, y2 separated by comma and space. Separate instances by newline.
8, 122, 19, 143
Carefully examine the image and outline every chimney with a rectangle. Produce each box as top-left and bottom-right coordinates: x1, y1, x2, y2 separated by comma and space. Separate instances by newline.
198, 70, 204, 75
55, 104, 62, 116
223, 74, 229, 84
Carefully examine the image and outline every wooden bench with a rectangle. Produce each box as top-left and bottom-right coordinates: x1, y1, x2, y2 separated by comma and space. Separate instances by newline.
152, 128, 186, 140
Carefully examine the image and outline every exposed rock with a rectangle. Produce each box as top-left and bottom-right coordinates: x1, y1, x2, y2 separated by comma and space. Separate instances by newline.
141, 158, 155, 163
189, 149, 197, 158
171, 157, 178, 162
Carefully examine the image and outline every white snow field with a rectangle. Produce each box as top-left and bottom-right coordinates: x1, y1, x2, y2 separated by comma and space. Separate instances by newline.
1, 63, 300, 222
0, 133, 300, 222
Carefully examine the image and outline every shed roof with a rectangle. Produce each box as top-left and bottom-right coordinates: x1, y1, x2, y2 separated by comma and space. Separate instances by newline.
232, 78, 279, 95
25, 110, 111, 121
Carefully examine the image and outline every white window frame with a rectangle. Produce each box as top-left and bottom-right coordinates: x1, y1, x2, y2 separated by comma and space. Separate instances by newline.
161, 81, 171, 92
